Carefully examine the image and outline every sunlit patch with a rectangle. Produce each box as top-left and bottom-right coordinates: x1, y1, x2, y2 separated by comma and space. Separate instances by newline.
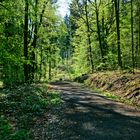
0, 93, 7, 98
83, 122, 96, 131
0, 81, 3, 88
48, 85, 54, 90
75, 106, 90, 113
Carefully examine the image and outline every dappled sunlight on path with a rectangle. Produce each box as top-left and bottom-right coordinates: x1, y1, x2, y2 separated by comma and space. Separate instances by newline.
49, 81, 140, 140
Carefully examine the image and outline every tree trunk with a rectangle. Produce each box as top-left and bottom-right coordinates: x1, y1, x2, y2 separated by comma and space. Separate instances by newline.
31, 0, 47, 81
24, 0, 29, 82
85, 0, 94, 73
139, 6, 140, 68
138, 0, 140, 68
39, 46, 43, 81
102, 11, 106, 56
114, 0, 123, 69
49, 60, 52, 80
95, 0, 104, 62
131, 0, 135, 73
31, 0, 38, 81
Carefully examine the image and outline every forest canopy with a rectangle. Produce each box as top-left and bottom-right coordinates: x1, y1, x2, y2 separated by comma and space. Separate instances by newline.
0, 0, 140, 86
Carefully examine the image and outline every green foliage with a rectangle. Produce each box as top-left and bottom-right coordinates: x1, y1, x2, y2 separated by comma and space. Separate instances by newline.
0, 0, 68, 85
0, 84, 61, 139
0, 0, 24, 85
0, 116, 31, 140
0, 117, 12, 140
69, 0, 140, 76
0, 0, 140, 84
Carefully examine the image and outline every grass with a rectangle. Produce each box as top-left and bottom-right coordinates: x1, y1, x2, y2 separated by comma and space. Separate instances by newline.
0, 83, 62, 140
84, 79, 139, 108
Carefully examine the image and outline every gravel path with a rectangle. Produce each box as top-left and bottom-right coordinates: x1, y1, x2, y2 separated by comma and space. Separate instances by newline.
50, 81, 140, 140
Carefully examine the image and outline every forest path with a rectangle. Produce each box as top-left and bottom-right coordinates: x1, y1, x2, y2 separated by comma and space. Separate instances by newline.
50, 81, 140, 140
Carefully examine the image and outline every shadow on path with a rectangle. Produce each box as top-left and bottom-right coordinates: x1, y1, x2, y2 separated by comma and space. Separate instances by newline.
50, 81, 140, 140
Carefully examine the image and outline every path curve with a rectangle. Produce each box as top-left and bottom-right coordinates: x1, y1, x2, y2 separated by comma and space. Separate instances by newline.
50, 81, 140, 140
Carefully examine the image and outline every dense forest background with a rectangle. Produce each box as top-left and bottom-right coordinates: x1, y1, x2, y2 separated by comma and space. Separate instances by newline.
0, 1, 140, 139
0, 0, 140, 86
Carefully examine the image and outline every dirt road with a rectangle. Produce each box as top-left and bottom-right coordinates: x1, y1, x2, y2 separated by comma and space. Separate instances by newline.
50, 81, 140, 140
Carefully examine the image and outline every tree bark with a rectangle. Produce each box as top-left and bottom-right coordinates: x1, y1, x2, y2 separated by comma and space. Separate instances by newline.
31, 0, 48, 81
31, 0, 38, 81
49, 60, 52, 80
114, 0, 123, 69
39, 46, 43, 81
131, 0, 135, 73
138, 0, 140, 68
85, 0, 94, 73
95, 0, 104, 62
24, 0, 29, 82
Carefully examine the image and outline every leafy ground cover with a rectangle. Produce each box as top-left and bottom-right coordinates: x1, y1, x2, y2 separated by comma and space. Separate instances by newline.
0, 83, 61, 140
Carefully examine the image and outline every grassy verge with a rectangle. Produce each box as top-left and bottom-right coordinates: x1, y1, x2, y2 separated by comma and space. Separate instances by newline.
84, 77, 140, 108
0, 83, 61, 140
89, 85, 135, 106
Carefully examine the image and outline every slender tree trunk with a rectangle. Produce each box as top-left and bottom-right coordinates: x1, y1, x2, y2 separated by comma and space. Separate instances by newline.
44, 62, 47, 79
131, 0, 135, 73
139, 11, 140, 68
66, 45, 69, 67
39, 1, 48, 27
138, 0, 140, 68
39, 46, 43, 81
31, 0, 47, 81
24, 0, 29, 82
35, 52, 38, 81
95, 0, 104, 62
102, 11, 106, 56
49, 60, 52, 80
85, 0, 94, 73
31, 0, 38, 81
114, 0, 123, 69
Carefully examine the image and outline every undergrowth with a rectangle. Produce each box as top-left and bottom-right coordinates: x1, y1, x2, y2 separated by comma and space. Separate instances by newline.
0, 83, 61, 140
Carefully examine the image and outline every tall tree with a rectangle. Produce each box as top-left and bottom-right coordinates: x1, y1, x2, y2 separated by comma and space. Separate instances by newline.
85, 0, 94, 72
94, 0, 104, 62
31, 0, 38, 80
131, 0, 134, 73
114, 0, 123, 69
24, 0, 29, 82
135, 0, 140, 68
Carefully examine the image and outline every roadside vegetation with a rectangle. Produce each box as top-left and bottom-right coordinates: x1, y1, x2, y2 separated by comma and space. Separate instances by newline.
0, 83, 61, 140
0, 0, 140, 139
74, 70, 140, 107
